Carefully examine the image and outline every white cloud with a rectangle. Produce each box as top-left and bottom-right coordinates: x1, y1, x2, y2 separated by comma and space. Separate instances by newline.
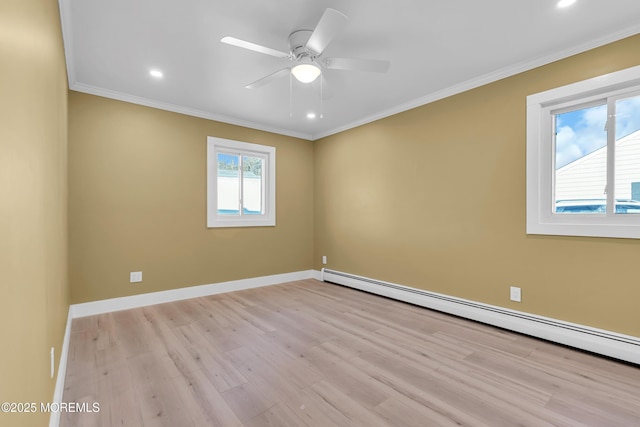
555, 97, 640, 169
555, 104, 607, 168
555, 126, 583, 168
615, 96, 640, 138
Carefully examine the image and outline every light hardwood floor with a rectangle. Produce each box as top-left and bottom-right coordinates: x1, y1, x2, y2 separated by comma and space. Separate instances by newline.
61, 279, 640, 426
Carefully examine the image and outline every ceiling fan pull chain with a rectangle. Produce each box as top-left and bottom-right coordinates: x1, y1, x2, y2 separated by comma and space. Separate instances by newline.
320, 75, 324, 119
289, 73, 293, 118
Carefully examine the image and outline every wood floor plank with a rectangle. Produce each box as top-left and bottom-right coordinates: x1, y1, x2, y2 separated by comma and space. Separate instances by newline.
94, 360, 144, 427
161, 345, 243, 427
348, 353, 492, 427
225, 344, 319, 405
61, 279, 640, 426
310, 342, 473, 427
545, 392, 640, 426
306, 380, 390, 427
526, 346, 640, 404
304, 344, 388, 409
357, 350, 543, 427
244, 402, 311, 427
282, 385, 355, 426
220, 382, 279, 423
172, 323, 249, 392
126, 352, 197, 426
373, 397, 447, 427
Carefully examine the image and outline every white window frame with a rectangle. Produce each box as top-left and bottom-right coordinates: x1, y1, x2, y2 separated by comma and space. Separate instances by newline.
207, 136, 276, 228
526, 65, 640, 239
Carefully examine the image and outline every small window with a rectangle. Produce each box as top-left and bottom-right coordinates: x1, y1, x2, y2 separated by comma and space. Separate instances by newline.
527, 65, 640, 239
207, 137, 275, 228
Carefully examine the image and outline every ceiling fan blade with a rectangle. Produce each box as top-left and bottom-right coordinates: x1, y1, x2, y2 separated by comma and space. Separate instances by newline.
221, 36, 291, 59
323, 57, 390, 73
245, 68, 291, 89
305, 8, 348, 55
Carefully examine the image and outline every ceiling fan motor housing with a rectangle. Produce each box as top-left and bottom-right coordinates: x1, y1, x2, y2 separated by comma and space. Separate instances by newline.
288, 30, 315, 60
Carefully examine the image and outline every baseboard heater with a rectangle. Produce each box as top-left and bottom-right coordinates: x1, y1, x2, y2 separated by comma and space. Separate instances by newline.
321, 268, 640, 365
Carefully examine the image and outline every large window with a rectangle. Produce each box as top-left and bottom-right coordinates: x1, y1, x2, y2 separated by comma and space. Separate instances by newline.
207, 137, 275, 228
527, 65, 640, 239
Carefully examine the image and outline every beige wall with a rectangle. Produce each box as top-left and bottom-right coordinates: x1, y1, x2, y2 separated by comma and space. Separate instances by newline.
0, 0, 69, 425
69, 93, 314, 303
314, 34, 640, 338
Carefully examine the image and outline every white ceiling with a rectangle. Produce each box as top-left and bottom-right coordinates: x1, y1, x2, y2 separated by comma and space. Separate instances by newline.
59, 0, 640, 140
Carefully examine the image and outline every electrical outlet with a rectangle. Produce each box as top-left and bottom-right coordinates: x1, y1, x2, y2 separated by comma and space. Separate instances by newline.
510, 286, 522, 302
50, 347, 55, 379
130, 271, 143, 283
322, 256, 327, 265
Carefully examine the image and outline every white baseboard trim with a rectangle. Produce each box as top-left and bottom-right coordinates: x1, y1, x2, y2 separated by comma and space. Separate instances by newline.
311, 269, 322, 281
49, 309, 73, 427
70, 270, 319, 319
322, 268, 640, 365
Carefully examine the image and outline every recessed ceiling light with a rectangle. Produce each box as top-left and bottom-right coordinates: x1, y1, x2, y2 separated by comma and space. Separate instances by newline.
149, 69, 163, 78
307, 113, 317, 119
557, 0, 576, 8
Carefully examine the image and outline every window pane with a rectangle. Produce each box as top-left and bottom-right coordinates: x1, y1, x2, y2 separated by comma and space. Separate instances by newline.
554, 104, 607, 214
217, 153, 240, 215
242, 156, 264, 215
614, 95, 640, 214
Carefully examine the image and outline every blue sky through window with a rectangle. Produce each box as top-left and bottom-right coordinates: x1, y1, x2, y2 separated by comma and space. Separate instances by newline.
555, 104, 606, 169
218, 153, 238, 167
555, 96, 640, 169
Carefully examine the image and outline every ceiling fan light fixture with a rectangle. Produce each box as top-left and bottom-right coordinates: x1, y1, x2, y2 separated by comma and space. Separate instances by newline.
291, 63, 321, 83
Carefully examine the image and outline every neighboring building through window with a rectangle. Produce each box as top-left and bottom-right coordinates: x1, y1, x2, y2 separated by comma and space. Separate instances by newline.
527, 65, 640, 239
207, 137, 275, 228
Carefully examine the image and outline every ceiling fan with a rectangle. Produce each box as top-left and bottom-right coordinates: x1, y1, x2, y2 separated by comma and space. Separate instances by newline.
221, 8, 390, 89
